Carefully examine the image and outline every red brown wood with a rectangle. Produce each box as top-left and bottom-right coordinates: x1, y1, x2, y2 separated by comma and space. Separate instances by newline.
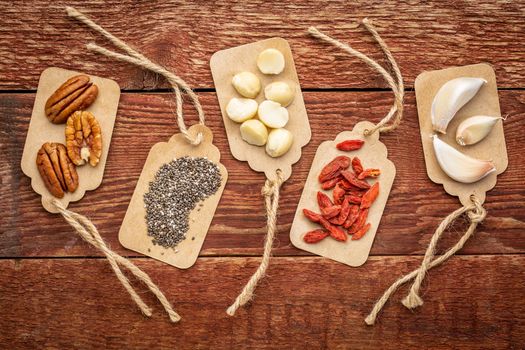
0, 256, 523, 349
1, 1, 524, 347
0, 1, 524, 90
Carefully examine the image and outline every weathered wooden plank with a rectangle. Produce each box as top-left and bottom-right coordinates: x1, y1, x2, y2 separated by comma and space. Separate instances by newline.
0, 255, 523, 348
1, 91, 524, 258
0, 1, 524, 90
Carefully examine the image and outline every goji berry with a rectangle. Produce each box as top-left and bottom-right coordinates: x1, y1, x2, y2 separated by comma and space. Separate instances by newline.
303, 209, 322, 223
358, 168, 381, 180
321, 205, 341, 219
332, 183, 346, 205
319, 156, 350, 183
352, 223, 371, 240
352, 157, 364, 175
303, 229, 330, 243
343, 205, 360, 228
346, 194, 362, 204
341, 170, 371, 189
320, 217, 347, 241
361, 182, 379, 209
336, 139, 364, 151
349, 208, 369, 234
317, 191, 333, 209
321, 175, 342, 190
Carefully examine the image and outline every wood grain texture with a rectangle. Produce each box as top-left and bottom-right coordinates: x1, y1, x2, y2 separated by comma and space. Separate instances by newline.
0, 256, 523, 349
1, 91, 524, 258
1, 1, 524, 90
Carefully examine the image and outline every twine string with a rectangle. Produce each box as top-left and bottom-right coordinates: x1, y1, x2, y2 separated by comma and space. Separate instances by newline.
66, 6, 204, 145
308, 18, 404, 135
226, 170, 284, 316
365, 195, 486, 325
52, 199, 181, 322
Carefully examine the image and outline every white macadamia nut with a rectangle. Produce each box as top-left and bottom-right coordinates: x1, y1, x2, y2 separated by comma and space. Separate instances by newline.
226, 98, 258, 123
232, 72, 261, 98
257, 100, 289, 128
240, 119, 268, 146
257, 48, 285, 75
265, 128, 293, 157
264, 81, 295, 107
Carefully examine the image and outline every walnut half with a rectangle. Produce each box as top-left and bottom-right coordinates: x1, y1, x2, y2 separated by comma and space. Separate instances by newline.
36, 142, 79, 198
45, 75, 98, 124
65, 111, 102, 167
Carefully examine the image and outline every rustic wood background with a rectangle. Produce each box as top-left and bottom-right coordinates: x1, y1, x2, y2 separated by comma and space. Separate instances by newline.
1, 1, 524, 348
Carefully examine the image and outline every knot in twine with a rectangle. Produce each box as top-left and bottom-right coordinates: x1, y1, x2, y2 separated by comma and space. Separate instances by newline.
365, 195, 486, 325
52, 199, 180, 322
67, 6, 205, 145
308, 18, 404, 136
227, 170, 285, 316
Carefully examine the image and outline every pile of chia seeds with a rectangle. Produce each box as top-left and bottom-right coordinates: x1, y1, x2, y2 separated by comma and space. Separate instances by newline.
144, 156, 222, 248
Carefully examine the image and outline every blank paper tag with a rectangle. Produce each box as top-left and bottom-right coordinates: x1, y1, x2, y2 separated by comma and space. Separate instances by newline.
415, 63, 508, 206
20, 67, 120, 213
119, 125, 227, 269
290, 122, 395, 267
210, 37, 311, 182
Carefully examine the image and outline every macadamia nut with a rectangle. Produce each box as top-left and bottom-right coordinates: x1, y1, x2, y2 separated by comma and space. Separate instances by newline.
226, 98, 258, 123
232, 72, 261, 98
266, 128, 293, 157
240, 119, 268, 146
264, 81, 294, 107
257, 48, 285, 75
257, 100, 289, 128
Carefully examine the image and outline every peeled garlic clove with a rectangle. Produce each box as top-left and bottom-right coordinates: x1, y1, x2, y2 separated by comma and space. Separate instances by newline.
257, 48, 285, 75
264, 81, 295, 107
456, 115, 501, 146
232, 72, 261, 98
258, 100, 289, 128
226, 98, 258, 123
266, 128, 293, 157
431, 77, 486, 134
433, 135, 495, 183
240, 119, 268, 146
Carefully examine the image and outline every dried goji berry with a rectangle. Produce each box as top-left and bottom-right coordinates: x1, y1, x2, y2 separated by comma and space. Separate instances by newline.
343, 205, 360, 228
320, 217, 347, 241
332, 183, 346, 205
337, 197, 352, 224
361, 182, 379, 209
303, 209, 322, 223
346, 194, 362, 204
348, 208, 369, 234
321, 205, 341, 219
347, 189, 365, 198
338, 178, 353, 190
303, 229, 330, 243
317, 191, 333, 209
319, 156, 350, 183
321, 175, 342, 190
341, 170, 371, 189
352, 157, 364, 175
336, 139, 364, 151
358, 168, 381, 180
352, 223, 371, 240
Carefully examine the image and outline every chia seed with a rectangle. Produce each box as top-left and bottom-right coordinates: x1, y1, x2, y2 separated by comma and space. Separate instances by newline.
143, 156, 222, 248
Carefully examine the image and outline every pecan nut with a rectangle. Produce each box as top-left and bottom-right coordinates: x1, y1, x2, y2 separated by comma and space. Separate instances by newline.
65, 111, 102, 167
36, 142, 79, 198
45, 75, 98, 124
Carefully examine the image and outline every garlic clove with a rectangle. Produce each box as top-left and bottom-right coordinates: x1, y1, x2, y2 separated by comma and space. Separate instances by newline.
232, 72, 261, 98
431, 77, 486, 134
456, 115, 501, 146
432, 135, 495, 183
264, 81, 295, 107
266, 128, 293, 157
258, 100, 289, 128
257, 48, 285, 75
240, 119, 268, 146
226, 97, 258, 123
